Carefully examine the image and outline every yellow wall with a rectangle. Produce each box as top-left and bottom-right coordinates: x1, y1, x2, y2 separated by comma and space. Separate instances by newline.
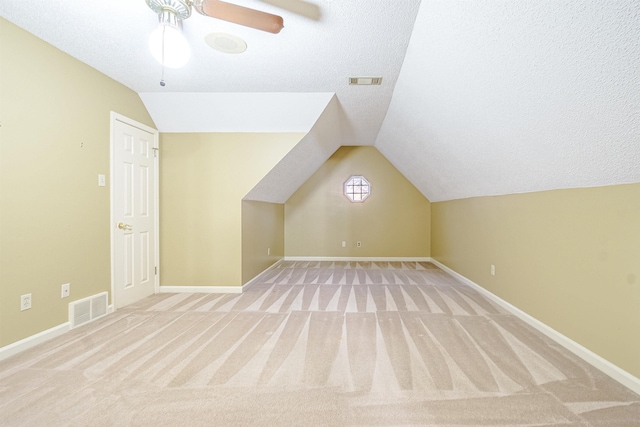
0, 18, 155, 347
285, 146, 431, 257
242, 201, 285, 284
431, 183, 640, 378
159, 133, 303, 288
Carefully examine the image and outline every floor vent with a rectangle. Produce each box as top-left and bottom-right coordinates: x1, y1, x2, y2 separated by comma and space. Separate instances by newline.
69, 292, 109, 329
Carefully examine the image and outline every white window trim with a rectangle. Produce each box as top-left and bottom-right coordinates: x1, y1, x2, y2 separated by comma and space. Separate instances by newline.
344, 175, 371, 203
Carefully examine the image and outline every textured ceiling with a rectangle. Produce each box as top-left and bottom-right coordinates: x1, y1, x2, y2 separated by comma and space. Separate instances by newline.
2, 0, 639, 202
139, 92, 334, 132
376, 0, 640, 202
0, 0, 420, 145
245, 95, 342, 202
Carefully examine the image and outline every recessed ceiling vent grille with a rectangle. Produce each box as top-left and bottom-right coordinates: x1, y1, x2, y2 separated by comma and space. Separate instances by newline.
349, 77, 383, 85
69, 292, 109, 329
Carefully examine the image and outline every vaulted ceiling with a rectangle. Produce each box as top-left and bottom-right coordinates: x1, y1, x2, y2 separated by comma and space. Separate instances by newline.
377, 0, 640, 202
2, 0, 639, 202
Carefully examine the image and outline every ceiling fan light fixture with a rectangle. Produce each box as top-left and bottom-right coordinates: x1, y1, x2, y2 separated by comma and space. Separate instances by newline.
149, 8, 191, 68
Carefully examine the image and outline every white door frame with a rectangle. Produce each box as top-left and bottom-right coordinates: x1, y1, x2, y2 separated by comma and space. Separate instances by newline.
109, 112, 160, 308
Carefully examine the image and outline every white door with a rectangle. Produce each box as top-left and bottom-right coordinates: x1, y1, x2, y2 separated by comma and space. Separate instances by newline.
111, 113, 159, 308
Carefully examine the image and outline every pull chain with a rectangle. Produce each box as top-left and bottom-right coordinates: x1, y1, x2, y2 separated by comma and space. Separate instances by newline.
160, 25, 166, 87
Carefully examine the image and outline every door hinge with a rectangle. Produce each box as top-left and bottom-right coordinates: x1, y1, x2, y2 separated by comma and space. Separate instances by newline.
152, 147, 159, 157
155, 266, 158, 275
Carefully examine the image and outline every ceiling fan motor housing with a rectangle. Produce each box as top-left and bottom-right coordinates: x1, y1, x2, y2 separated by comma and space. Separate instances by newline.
147, 0, 284, 34
146, 0, 192, 20
192, 0, 208, 16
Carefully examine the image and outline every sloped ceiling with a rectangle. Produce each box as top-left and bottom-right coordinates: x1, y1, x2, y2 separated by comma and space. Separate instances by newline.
245, 95, 342, 203
376, 0, 640, 202
139, 92, 334, 132
2, 0, 639, 203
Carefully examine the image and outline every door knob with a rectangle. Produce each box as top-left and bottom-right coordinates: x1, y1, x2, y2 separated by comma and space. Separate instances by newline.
117, 222, 132, 230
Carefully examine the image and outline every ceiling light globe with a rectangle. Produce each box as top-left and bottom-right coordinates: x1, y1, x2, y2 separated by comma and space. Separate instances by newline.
149, 24, 191, 68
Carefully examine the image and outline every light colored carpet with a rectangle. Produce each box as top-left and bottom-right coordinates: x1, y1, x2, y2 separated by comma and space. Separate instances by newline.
1, 261, 639, 426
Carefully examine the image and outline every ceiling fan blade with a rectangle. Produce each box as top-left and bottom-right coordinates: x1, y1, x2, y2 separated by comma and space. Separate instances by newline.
257, 0, 321, 21
194, 0, 284, 34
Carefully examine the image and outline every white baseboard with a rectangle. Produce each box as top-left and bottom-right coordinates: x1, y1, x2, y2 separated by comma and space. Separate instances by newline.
430, 259, 640, 396
159, 285, 243, 294
284, 256, 432, 262
241, 260, 283, 288
159, 260, 285, 294
0, 322, 70, 362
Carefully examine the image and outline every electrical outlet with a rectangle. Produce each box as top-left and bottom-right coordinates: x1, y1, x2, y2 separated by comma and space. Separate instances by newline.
341, 241, 346, 248
491, 264, 496, 276
20, 294, 32, 311
61, 283, 70, 298
356, 241, 362, 248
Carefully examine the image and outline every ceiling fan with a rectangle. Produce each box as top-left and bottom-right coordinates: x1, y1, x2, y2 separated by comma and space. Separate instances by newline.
145, 0, 285, 70
146, 0, 284, 34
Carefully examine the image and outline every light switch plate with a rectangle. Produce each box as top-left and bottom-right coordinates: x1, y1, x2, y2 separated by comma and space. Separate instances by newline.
98, 174, 106, 187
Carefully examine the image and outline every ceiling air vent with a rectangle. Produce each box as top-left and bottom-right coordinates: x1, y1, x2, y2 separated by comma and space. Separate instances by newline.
349, 77, 382, 85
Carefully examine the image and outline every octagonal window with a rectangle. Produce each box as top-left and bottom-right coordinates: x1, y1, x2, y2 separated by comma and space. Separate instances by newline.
344, 175, 371, 202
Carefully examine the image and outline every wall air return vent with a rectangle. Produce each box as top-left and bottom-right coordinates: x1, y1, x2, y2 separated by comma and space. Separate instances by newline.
349, 77, 382, 85
69, 292, 109, 329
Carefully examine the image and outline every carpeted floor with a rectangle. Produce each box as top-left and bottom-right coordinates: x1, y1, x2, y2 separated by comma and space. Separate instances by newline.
1, 260, 639, 426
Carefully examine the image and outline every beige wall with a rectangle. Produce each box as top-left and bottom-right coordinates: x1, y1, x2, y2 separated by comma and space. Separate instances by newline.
160, 133, 303, 288
242, 201, 285, 284
431, 183, 640, 378
285, 146, 430, 257
0, 19, 155, 347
